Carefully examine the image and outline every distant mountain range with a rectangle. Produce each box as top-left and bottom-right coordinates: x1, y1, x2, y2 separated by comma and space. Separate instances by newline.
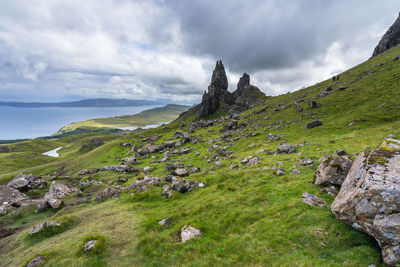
0, 98, 162, 108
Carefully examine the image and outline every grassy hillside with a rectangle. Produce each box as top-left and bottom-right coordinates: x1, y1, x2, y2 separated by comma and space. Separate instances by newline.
0, 46, 400, 266
55, 104, 190, 135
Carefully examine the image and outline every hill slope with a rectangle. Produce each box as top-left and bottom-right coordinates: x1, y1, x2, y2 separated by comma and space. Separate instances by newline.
55, 104, 190, 135
0, 46, 399, 266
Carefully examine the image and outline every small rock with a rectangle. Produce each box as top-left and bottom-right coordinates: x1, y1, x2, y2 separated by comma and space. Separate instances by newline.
158, 217, 172, 226
320, 186, 337, 197
83, 240, 98, 251
277, 143, 296, 154
27, 255, 46, 267
143, 166, 151, 173
304, 120, 323, 129
173, 168, 189, 177
214, 161, 223, 167
181, 225, 201, 243
301, 192, 326, 208
48, 198, 63, 209
276, 168, 285, 176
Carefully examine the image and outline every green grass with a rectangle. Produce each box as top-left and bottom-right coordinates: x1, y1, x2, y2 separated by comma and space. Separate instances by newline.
1, 45, 400, 266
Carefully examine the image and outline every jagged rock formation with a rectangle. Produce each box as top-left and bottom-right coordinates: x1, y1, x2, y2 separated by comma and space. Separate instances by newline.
199, 61, 265, 117
199, 61, 234, 117
372, 12, 400, 57
331, 137, 400, 266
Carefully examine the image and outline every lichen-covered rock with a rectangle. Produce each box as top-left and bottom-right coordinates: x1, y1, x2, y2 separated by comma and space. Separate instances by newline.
331, 138, 400, 266
44, 181, 79, 200
0, 185, 30, 208
28, 221, 61, 236
314, 155, 353, 186
181, 225, 201, 243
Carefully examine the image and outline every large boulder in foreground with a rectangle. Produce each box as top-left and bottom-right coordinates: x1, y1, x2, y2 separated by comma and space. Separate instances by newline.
314, 155, 353, 186
331, 137, 400, 266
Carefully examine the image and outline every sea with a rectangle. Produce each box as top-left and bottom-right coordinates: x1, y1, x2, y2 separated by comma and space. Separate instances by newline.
0, 105, 159, 140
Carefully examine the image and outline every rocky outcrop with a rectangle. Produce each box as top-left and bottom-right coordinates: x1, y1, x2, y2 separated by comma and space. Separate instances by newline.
372, 13, 400, 57
199, 60, 234, 117
331, 137, 400, 266
0, 185, 30, 213
199, 61, 265, 117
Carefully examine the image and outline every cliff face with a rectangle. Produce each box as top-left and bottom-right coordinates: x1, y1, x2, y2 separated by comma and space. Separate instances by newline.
372, 12, 400, 57
199, 61, 265, 117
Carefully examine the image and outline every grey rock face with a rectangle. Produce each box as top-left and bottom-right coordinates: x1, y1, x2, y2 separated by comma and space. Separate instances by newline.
301, 192, 326, 208
331, 138, 400, 266
372, 13, 400, 57
314, 155, 353, 186
199, 62, 265, 117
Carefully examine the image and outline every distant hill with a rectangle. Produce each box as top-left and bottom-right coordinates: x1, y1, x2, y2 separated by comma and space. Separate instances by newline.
55, 104, 191, 134
0, 98, 161, 108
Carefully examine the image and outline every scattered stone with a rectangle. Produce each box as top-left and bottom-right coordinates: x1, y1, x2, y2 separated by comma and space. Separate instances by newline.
291, 168, 301, 174
214, 161, 223, 167
304, 120, 323, 129
301, 193, 326, 208
297, 158, 313, 166
348, 121, 356, 126
83, 240, 98, 251
277, 143, 296, 154
338, 85, 348, 91
173, 168, 189, 177
181, 225, 201, 243
78, 169, 100, 175
320, 186, 337, 197
309, 101, 320, 109
27, 255, 46, 267
48, 198, 63, 209
143, 166, 151, 173
276, 168, 285, 176
247, 157, 261, 166
314, 155, 353, 186
95, 187, 120, 202
158, 217, 172, 226
28, 220, 61, 236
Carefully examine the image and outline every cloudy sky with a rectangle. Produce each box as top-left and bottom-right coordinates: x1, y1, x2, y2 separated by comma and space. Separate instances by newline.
0, 0, 399, 103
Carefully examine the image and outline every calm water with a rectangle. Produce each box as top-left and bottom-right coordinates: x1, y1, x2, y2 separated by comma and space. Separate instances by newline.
0, 105, 159, 140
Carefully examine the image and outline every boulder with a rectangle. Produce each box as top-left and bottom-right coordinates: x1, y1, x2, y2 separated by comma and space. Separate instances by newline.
277, 143, 296, 154
0, 185, 30, 208
7, 173, 47, 191
171, 179, 199, 193
314, 155, 353, 186
301, 192, 326, 208
304, 120, 323, 129
172, 168, 189, 177
181, 225, 201, 243
48, 198, 63, 209
309, 100, 320, 108
44, 181, 78, 200
331, 138, 400, 266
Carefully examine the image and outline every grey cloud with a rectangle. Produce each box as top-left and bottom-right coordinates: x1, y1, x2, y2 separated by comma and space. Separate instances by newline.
0, 0, 399, 102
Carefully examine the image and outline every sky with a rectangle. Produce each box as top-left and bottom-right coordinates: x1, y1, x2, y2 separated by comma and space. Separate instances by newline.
0, 0, 399, 104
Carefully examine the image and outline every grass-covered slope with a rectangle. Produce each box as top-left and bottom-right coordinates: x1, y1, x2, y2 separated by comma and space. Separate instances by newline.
55, 104, 190, 135
0, 46, 400, 266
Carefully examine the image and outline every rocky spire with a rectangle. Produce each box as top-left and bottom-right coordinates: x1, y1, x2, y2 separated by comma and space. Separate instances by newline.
372, 12, 400, 57
199, 60, 232, 117
235, 73, 250, 97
